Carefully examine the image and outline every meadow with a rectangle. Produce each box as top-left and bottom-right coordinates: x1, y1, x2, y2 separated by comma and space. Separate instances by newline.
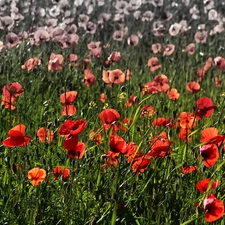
1, 0, 225, 224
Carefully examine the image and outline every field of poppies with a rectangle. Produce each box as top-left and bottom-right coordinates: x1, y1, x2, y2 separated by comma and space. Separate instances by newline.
1, 0, 225, 224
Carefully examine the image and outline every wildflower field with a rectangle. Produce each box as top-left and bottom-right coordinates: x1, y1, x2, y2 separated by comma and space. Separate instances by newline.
2, 0, 225, 224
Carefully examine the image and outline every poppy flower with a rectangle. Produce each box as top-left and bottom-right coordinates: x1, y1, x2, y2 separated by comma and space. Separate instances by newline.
125, 69, 132, 80
3, 82, 23, 98
48, 53, 63, 72
186, 81, 201, 93
99, 108, 120, 124
153, 74, 170, 93
108, 51, 121, 63
2, 124, 31, 147
28, 168, 46, 186
127, 35, 139, 47
82, 69, 96, 87
60, 91, 77, 116
68, 142, 85, 159
37, 127, 54, 144
110, 135, 126, 154
63, 134, 78, 150
102, 150, 119, 169
196, 178, 220, 193
102, 70, 111, 84
178, 128, 192, 142
195, 97, 216, 120
167, 88, 180, 100
147, 57, 161, 72
214, 56, 225, 70
122, 142, 138, 157
108, 69, 125, 84
149, 132, 174, 157
181, 165, 198, 174
140, 105, 156, 118
58, 119, 87, 137
186, 43, 196, 55
21, 57, 41, 72
53, 167, 70, 181
131, 153, 151, 174
179, 112, 196, 129
203, 194, 224, 222
200, 127, 224, 145
89, 130, 103, 145
163, 44, 175, 56
152, 43, 161, 53
99, 93, 107, 103
200, 144, 219, 168
194, 31, 207, 43
87, 41, 101, 58
152, 117, 175, 128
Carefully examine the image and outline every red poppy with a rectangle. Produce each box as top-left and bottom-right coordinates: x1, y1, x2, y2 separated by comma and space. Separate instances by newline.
37, 127, 54, 144
178, 128, 192, 142
53, 167, 70, 181
181, 165, 198, 174
110, 135, 126, 154
63, 134, 78, 151
200, 144, 219, 168
152, 43, 161, 54
186, 81, 201, 93
99, 108, 120, 124
60, 91, 77, 116
108, 69, 125, 84
28, 168, 47, 186
3, 82, 24, 98
66, 142, 85, 159
58, 119, 87, 137
21, 57, 41, 72
102, 150, 119, 169
195, 97, 216, 120
148, 132, 174, 157
152, 117, 174, 128
89, 130, 103, 145
153, 74, 170, 93
48, 53, 63, 72
2, 124, 31, 147
108, 51, 121, 63
99, 93, 107, 103
200, 127, 224, 145
203, 194, 224, 222
121, 142, 138, 157
119, 117, 133, 132
60, 91, 77, 104
131, 153, 151, 174
147, 57, 161, 71
140, 105, 156, 118
102, 70, 111, 84
167, 88, 180, 100
179, 112, 196, 129
196, 178, 220, 193
82, 69, 96, 87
